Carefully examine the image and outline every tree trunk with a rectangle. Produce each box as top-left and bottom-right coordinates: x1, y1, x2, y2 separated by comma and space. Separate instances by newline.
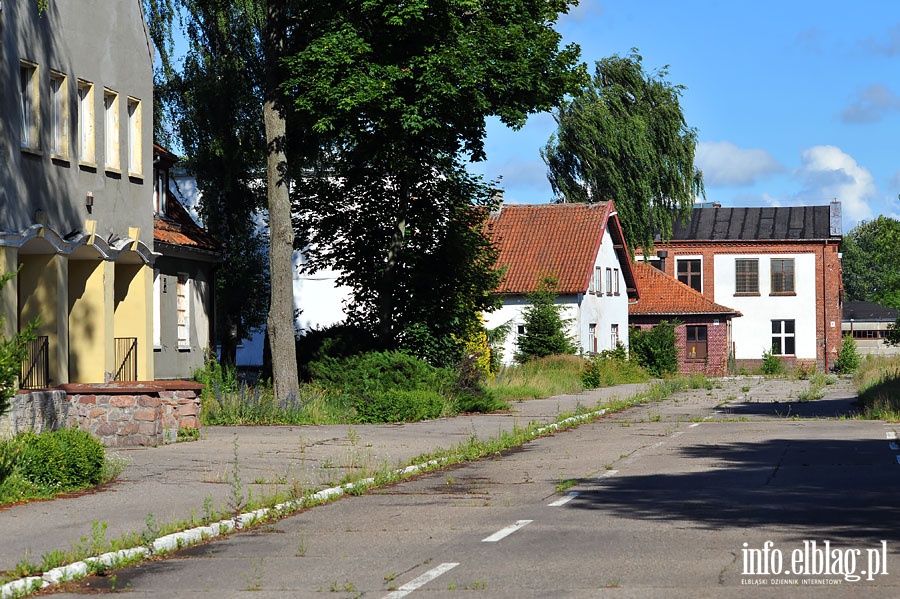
263, 1, 299, 401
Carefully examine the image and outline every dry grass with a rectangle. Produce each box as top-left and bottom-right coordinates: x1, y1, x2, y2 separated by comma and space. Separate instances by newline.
854, 355, 900, 420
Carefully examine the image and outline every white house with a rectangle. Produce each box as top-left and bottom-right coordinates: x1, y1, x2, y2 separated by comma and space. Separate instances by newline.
483, 202, 638, 364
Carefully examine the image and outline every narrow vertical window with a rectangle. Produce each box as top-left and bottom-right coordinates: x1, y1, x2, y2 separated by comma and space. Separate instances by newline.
735, 258, 759, 294
589, 323, 597, 353
19, 62, 39, 150
77, 80, 95, 164
594, 266, 602, 295
104, 89, 120, 171
177, 273, 191, 348
771, 259, 795, 294
614, 268, 620, 295
127, 98, 142, 176
605, 268, 612, 296
610, 323, 619, 347
153, 271, 162, 349
50, 71, 69, 159
153, 163, 169, 214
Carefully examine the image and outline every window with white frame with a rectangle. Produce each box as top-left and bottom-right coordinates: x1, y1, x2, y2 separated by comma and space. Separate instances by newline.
153, 163, 169, 215
735, 258, 759, 294
103, 88, 120, 171
19, 61, 39, 150
592, 266, 602, 294
610, 323, 619, 347
589, 323, 597, 353
605, 268, 613, 296
177, 273, 191, 348
77, 80, 96, 164
49, 71, 69, 159
677, 258, 702, 292
771, 258, 795, 294
613, 268, 620, 295
127, 97, 142, 176
771, 319, 795, 355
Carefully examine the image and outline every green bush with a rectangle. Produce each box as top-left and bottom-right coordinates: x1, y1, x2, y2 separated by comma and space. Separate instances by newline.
761, 349, 786, 375
309, 351, 453, 396
355, 388, 447, 423
581, 345, 650, 389
14, 428, 105, 493
834, 334, 860, 374
629, 322, 679, 377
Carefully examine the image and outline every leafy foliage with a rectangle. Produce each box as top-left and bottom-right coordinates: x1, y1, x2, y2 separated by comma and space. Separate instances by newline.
13, 429, 104, 493
887, 319, 900, 347
515, 278, 575, 363
0, 271, 36, 420
542, 50, 704, 253
285, 1, 583, 350
629, 322, 680, 377
760, 349, 786, 375
834, 334, 861, 374
581, 345, 649, 389
842, 216, 900, 309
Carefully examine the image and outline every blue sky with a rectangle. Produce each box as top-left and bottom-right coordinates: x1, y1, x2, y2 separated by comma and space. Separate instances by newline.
471, 0, 900, 231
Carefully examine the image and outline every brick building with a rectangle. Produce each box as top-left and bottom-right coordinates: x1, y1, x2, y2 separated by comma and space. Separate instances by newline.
629, 261, 741, 376
649, 203, 842, 371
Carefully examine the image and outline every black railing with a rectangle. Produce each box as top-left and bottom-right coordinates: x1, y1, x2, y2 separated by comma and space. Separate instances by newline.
114, 337, 138, 382
20, 335, 49, 389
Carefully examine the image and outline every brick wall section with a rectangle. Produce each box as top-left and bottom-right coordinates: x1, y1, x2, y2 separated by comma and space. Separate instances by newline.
2, 381, 203, 447
655, 240, 842, 371
630, 316, 731, 376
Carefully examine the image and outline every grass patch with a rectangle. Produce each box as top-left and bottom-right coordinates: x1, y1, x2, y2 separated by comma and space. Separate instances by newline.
855, 356, 900, 420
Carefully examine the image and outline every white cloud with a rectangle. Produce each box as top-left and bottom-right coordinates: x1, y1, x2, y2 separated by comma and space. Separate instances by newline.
562, 0, 604, 24
839, 84, 900, 123
695, 141, 783, 187
794, 145, 875, 223
860, 23, 900, 57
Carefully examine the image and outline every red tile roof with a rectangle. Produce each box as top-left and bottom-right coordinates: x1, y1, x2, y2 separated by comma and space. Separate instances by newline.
486, 202, 636, 296
629, 261, 740, 317
153, 194, 222, 254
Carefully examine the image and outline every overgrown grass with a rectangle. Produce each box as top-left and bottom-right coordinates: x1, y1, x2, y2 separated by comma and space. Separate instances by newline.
854, 355, 900, 420
486, 355, 589, 401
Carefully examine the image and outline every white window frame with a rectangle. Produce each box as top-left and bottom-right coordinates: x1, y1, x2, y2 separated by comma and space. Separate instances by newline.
127, 97, 142, 177
49, 71, 69, 159
610, 323, 619, 348
676, 257, 703, 293
103, 88, 120, 172
177, 273, 191, 349
613, 268, 620, 295
605, 268, 613, 296
588, 323, 597, 354
771, 319, 795, 355
19, 61, 40, 151
77, 80, 96, 165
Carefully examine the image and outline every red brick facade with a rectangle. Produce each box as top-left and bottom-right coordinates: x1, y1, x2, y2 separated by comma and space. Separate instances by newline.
653, 240, 842, 371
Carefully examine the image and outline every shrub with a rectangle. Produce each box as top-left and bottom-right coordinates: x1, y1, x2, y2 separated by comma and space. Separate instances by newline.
15, 428, 105, 493
309, 351, 452, 397
761, 349, 786, 375
581, 346, 650, 389
834, 334, 860, 374
629, 322, 679, 377
355, 388, 447, 423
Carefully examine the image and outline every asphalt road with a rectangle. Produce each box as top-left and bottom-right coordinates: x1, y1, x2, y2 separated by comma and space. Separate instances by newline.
40, 377, 900, 597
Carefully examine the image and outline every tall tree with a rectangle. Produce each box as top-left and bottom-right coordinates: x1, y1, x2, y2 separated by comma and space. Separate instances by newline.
284, 1, 583, 353
144, 0, 299, 396
542, 50, 704, 253
842, 216, 900, 309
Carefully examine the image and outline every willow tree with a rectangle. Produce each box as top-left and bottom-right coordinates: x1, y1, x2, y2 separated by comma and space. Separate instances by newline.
542, 50, 704, 252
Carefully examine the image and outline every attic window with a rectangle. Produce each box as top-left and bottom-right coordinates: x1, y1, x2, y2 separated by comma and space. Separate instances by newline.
153, 164, 168, 215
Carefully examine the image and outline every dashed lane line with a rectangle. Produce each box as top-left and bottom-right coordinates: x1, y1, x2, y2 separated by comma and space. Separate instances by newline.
482, 520, 533, 542
382, 563, 459, 599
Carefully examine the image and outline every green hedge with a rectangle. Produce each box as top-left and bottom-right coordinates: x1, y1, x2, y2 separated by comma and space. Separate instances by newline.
14, 428, 105, 493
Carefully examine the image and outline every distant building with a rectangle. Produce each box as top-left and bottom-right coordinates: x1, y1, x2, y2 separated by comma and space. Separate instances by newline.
842, 301, 900, 357
484, 202, 637, 364
629, 261, 741, 376
652, 203, 842, 371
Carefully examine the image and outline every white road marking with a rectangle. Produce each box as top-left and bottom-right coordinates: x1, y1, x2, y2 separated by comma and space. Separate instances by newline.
383, 563, 459, 598
548, 492, 578, 507
887, 431, 897, 440
602, 469, 619, 478
482, 520, 533, 542
689, 422, 701, 428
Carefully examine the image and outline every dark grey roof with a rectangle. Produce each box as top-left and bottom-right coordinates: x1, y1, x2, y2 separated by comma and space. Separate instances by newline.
843, 301, 899, 322
670, 206, 837, 241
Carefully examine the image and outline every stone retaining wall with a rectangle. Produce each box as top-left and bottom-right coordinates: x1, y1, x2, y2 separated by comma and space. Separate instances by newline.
2, 381, 203, 447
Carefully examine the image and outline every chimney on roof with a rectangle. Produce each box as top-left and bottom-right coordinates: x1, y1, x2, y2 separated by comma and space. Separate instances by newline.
713, 202, 721, 209
829, 200, 842, 236
656, 250, 668, 274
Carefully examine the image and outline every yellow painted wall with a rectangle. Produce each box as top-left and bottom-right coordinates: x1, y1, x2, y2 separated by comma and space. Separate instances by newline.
0, 248, 16, 340
114, 262, 153, 380
18, 254, 69, 385
68, 260, 114, 383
